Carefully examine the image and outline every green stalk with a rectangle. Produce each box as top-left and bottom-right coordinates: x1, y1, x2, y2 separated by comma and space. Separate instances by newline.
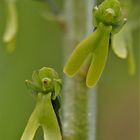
62, 0, 97, 139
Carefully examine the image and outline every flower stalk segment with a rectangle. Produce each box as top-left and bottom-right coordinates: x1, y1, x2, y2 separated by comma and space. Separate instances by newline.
21, 67, 62, 140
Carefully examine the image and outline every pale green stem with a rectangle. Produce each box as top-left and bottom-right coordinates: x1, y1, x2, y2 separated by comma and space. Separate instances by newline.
3, 0, 17, 52
21, 93, 61, 140
62, 0, 97, 140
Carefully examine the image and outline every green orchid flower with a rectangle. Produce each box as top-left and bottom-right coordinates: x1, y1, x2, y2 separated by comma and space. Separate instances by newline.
21, 67, 62, 140
64, 0, 127, 88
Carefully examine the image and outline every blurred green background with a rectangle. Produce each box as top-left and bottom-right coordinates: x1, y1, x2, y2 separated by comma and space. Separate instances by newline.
0, 0, 139, 140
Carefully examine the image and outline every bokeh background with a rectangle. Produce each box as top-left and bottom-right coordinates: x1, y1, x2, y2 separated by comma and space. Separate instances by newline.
0, 0, 139, 140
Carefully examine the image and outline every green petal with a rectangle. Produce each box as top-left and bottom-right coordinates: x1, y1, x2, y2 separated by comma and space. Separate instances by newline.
20, 103, 39, 140
3, 0, 17, 52
40, 93, 62, 140
112, 29, 128, 59
25, 80, 41, 94
86, 34, 110, 88
32, 70, 42, 86
63, 32, 97, 76
39, 67, 59, 80
64, 23, 112, 76
52, 82, 61, 100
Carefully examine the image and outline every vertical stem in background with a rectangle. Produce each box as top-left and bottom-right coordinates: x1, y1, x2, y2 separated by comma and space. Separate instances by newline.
86, 0, 97, 139
62, 0, 97, 140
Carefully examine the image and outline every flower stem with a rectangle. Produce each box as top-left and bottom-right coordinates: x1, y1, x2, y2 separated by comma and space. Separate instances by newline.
62, 0, 97, 139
